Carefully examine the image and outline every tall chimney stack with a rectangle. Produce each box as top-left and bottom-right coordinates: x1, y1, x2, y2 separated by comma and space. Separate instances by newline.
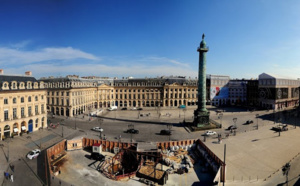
25, 71, 32, 76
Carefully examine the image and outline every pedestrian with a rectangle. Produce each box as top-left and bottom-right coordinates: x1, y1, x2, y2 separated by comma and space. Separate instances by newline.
10, 174, 13, 182
11, 164, 15, 172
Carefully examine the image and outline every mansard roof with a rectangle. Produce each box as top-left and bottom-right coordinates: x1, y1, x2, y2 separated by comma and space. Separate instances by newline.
0, 75, 37, 82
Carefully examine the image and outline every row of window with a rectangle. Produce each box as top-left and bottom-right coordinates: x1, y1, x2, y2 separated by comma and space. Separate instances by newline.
3, 95, 44, 105
2, 81, 42, 90
3, 105, 45, 120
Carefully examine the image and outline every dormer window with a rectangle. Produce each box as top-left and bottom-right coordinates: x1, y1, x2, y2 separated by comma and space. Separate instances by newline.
13, 83, 16, 89
4, 83, 7, 88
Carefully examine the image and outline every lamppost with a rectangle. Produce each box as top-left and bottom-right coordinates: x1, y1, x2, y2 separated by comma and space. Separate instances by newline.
183, 108, 187, 122
219, 113, 223, 128
74, 115, 77, 130
295, 112, 298, 129
167, 124, 173, 141
61, 123, 64, 138
6, 137, 11, 162
128, 124, 134, 142
256, 114, 259, 130
282, 163, 291, 186
98, 118, 103, 139
273, 109, 276, 124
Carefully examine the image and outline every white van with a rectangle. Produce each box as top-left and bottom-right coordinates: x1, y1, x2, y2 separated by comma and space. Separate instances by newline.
108, 106, 118, 111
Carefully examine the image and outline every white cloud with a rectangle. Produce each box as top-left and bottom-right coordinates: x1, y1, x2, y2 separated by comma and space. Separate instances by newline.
9, 40, 32, 49
0, 46, 99, 65
0, 43, 196, 78
6, 62, 197, 79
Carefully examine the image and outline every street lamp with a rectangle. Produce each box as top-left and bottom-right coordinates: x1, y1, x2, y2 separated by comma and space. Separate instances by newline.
219, 113, 223, 128
61, 124, 64, 138
167, 124, 173, 141
256, 114, 259, 130
98, 118, 103, 139
183, 108, 187, 122
6, 137, 11, 162
273, 109, 276, 124
128, 124, 134, 142
295, 112, 298, 129
74, 115, 77, 130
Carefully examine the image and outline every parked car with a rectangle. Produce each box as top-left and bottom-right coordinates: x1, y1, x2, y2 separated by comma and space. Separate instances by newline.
272, 124, 288, 132
121, 107, 127, 110
246, 120, 254, 124
227, 125, 237, 130
178, 105, 186, 109
27, 149, 41, 160
160, 130, 171, 135
90, 153, 105, 161
92, 127, 104, 132
137, 107, 143, 110
204, 131, 217, 136
131, 107, 137, 110
125, 129, 139, 134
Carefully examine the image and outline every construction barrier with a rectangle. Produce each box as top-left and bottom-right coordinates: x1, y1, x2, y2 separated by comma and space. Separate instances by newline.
82, 138, 138, 153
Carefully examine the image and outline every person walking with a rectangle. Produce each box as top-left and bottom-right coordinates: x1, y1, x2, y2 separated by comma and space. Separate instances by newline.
11, 164, 15, 172
10, 174, 13, 182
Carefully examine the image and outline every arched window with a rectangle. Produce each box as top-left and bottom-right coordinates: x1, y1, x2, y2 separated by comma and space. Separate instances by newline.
21, 97, 24, 103
28, 96, 31, 102
13, 98, 17, 104
35, 96, 38, 101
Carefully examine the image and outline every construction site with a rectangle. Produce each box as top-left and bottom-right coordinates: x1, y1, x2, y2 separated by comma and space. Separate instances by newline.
45, 137, 225, 185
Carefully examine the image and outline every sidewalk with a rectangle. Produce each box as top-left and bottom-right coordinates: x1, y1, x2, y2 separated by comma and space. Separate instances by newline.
0, 124, 78, 185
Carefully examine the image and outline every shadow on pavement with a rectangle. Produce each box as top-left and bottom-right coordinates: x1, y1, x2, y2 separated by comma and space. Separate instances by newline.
37, 150, 50, 186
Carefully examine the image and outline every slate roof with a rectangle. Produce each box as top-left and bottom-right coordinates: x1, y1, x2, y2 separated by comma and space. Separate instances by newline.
0, 75, 37, 82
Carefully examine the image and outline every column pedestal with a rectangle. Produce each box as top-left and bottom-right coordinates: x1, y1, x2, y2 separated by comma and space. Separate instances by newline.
193, 110, 210, 127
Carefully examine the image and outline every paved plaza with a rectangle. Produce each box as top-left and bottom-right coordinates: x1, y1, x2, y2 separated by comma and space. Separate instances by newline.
1, 106, 300, 185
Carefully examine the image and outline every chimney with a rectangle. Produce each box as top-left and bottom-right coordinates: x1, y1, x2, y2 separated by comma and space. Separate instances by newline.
0, 69, 3, 74
25, 71, 32, 76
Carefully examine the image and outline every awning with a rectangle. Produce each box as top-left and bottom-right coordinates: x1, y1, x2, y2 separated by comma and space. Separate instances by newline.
21, 126, 26, 130
13, 128, 19, 132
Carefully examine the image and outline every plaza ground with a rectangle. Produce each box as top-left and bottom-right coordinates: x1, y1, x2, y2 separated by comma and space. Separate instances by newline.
1, 106, 300, 185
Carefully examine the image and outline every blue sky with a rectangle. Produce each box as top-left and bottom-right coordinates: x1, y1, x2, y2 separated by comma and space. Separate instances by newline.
1, 0, 300, 79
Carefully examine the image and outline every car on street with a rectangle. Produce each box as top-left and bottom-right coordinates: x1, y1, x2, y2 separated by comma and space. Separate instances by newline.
125, 128, 139, 134
137, 107, 143, 110
227, 125, 237, 130
178, 105, 186, 109
131, 107, 137, 110
160, 130, 172, 135
121, 107, 127, 110
27, 149, 41, 160
272, 124, 288, 132
90, 153, 105, 161
246, 120, 254, 124
92, 127, 104, 132
204, 131, 217, 136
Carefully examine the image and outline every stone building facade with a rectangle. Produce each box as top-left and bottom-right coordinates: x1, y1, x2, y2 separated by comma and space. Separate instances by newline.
0, 71, 47, 140
258, 73, 300, 110
42, 73, 300, 118
42, 76, 115, 117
